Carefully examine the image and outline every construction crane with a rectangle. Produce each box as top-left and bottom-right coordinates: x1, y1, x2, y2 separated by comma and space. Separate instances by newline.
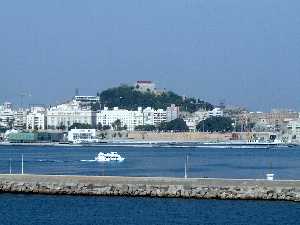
18, 92, 32, 108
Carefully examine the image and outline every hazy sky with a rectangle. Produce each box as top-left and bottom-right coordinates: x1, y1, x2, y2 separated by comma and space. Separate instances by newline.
0, 1, 299, 111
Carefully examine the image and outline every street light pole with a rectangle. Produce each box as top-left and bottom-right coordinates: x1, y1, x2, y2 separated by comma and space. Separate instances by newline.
21, 154, 24, 175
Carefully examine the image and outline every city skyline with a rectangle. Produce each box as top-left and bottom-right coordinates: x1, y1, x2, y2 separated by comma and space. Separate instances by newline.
1, 1, 300, 111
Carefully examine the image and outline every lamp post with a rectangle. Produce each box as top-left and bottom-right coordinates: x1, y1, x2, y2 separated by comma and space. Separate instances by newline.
21, 154, 24, 175
9, 158, 12, 174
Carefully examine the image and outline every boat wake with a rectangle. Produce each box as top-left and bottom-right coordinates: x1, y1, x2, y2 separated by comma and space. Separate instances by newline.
37, 159, 64, 163
80, 159, 96, 162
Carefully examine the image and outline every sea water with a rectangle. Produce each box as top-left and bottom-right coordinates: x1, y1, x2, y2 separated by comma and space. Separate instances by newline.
0, 145, 300, 179
1, 145, 300, 225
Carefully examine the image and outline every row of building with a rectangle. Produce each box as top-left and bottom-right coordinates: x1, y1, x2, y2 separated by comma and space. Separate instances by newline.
0, 96, 226, 132
0, 97, 180, 131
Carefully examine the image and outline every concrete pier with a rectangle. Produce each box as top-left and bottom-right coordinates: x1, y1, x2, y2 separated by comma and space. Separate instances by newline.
1, 174, 300, 201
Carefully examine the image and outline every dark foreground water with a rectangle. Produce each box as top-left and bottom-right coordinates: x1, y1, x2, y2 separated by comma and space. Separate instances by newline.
1, 145, 300, 179
1, 194, 300, 225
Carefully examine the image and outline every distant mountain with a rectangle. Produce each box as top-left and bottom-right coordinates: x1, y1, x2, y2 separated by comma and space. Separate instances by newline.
97, 85, 213, 113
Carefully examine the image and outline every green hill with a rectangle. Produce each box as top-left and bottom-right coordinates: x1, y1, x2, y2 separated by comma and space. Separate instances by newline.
97, 85, 213, 113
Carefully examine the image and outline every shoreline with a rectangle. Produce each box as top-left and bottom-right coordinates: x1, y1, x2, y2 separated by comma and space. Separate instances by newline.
0, 141, 297, 148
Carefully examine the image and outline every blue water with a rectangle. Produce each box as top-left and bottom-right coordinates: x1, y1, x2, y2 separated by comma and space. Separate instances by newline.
1, 145, 300, 179
1, 145, 300, 224
0, 194, 300, 225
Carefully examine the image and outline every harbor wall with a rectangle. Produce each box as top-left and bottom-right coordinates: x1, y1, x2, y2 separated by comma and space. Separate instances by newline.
1, 175, 300, 201
127, 132, 274, 142
127, 132, 232, 142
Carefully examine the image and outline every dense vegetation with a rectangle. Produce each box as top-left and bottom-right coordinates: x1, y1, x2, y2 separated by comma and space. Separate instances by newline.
68, 123, 92, 130
196, 117, 234, 132
0, 126, 7, 133
98, 85, 213, 113
158, 118, 189, 132
135, 125, 157, 131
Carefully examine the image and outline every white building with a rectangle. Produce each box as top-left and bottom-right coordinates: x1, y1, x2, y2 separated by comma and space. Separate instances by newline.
166, 104, 179, 122
286, 120, 300, 142
208, 108, 224, 117
0, 102, 14, 128
96, 107, 144, 131
26, 107, 46, 130
47, 100, 96, 130
14, 109, 28, 130
74, 96, 100, 103
143, 107, 167, 126
183, 118, 198, 131
68, 129, 96, 143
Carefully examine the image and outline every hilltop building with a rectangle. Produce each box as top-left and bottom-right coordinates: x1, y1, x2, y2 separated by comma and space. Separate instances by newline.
135, 81, 156, 93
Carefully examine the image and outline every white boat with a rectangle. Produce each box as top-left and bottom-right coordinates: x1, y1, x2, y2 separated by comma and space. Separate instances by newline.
95, 152, 125, 162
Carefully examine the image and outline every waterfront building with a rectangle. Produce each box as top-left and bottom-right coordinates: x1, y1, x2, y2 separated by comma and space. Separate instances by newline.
96, 107, 144, 131
67, 129, 96, 143
286, 119, 300, 143
26, 107, 46, 130
47, 100, 96, 130
6, 131, 64, 143
248, 109, 299, 132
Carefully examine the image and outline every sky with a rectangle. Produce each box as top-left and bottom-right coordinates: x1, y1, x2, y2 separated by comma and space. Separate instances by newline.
0, 1, 299, 111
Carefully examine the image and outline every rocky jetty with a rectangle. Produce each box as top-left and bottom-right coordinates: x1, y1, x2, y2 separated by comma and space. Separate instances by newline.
1, 175, 300, 201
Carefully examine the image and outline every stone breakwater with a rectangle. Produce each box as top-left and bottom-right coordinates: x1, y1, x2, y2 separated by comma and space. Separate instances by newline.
1, 175, 300, 201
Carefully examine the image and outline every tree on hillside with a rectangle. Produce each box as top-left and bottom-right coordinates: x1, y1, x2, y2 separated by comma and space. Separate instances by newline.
158, 118, 189, 132
196, 117, 234, 132
98, 85, 213, 113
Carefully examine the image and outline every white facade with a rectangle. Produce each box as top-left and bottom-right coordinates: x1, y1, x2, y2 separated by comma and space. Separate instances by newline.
143, 107, 167, 126
96, 107, 144, 131
183, 118, 198, 131
166, 104, 179, 122
47, 100, 96, 130
26, 107, 46, 130
13, 109, 28, 130
74, 96, 100, 103
287, 120, 300, 142
0, 102, 14, 128
67, 129, 96, 143
183, 109, 221, 131
208, 108, 224, 117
